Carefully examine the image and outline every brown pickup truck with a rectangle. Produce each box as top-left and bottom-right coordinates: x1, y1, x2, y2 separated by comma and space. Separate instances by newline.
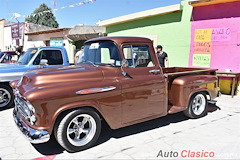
12, 37, 219, 152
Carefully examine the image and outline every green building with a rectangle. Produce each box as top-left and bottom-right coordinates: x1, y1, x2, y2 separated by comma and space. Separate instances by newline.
99, 0, 193, 67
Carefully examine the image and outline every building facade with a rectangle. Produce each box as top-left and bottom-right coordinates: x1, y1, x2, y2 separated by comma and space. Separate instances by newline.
99, 0, 193, 67
189, 0, 240, 94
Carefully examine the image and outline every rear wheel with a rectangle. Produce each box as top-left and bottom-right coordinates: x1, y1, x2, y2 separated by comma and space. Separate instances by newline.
54, 108, 101, 152
0, 84, 14, 109
183, 92, 207, 118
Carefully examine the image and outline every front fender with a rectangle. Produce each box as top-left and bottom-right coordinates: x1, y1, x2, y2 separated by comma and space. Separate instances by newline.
24, 83, 122, 135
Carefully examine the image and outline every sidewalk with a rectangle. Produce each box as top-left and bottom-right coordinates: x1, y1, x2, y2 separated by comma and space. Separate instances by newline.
0, 95, 240, 160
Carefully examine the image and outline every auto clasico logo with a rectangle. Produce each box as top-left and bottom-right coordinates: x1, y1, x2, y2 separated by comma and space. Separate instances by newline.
157, 150, 215, 158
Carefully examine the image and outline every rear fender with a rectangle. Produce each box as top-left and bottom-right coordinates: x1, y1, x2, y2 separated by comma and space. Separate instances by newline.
169, 75, 218, 112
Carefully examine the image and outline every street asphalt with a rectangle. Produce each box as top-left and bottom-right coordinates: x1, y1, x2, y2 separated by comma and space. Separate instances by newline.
0, 94, 240, 160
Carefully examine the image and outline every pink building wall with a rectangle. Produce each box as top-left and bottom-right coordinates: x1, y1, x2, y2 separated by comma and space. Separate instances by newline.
189, 1, 240, 72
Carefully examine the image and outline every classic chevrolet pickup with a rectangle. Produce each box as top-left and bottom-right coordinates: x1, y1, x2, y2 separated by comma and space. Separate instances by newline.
12, 37, 219, 152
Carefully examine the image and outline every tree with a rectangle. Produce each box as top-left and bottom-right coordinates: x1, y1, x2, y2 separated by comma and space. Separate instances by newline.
25, 3, 59, 28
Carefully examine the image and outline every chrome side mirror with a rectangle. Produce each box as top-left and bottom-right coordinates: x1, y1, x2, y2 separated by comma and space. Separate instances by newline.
121, 59, 129, 68
39, 59, 48, 68
121, 59, 132, 78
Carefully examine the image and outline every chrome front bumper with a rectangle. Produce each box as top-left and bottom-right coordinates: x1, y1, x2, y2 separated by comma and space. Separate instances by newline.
13, 109, 50, 144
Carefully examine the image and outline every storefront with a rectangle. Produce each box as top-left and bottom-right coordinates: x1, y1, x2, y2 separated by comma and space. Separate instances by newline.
189, 0, 240, 95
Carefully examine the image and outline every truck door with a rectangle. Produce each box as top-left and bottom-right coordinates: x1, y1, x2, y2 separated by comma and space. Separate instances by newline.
121, 44, 167, 124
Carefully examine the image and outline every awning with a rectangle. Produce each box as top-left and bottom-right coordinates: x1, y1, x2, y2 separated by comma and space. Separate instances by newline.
67, 25, 106, 41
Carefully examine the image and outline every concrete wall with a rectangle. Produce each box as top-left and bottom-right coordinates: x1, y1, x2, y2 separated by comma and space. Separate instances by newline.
3, 27, 13, 50
106, 0, 193, 67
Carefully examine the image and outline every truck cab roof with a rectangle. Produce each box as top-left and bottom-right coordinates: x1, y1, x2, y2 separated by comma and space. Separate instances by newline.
85, 36, 153, 44
30, 46, 66, 50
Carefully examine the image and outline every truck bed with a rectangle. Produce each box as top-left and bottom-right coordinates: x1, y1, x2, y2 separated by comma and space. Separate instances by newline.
162, 67, 217, 75
162, 67, 217, 83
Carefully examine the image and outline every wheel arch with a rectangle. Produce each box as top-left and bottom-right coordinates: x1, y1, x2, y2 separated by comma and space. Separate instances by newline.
52, 105, 109, 135
187, 88, 212, 105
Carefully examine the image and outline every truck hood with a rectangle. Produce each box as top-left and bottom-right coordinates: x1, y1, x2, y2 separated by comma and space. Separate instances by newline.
19, 64, 104, 89
0, 63, 29, 73
0, 64, 30, 82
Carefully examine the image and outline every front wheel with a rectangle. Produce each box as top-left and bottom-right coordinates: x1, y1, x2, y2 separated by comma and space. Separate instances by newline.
183, 93, 208, 119
54, 108, 101, 152
0, 84, 14, 109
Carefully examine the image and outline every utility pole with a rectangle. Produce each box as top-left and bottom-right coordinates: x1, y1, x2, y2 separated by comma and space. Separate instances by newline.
52, 0, 57, 15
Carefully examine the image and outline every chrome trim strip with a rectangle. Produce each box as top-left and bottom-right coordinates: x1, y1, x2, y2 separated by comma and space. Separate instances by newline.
76, 86, 116, 95
13, 109, 50, 144
0, 72, 24, 77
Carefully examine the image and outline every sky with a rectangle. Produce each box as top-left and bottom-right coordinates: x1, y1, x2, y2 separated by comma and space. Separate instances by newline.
0, 0, 181, 28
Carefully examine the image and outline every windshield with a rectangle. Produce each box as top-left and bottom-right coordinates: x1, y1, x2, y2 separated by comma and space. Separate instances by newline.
78, 41, 121, 67
17, 48, 38, 65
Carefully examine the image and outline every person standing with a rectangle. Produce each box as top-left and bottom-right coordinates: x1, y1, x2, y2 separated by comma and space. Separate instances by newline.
16, 46, 24, 60
75, 46, 84, 63
156, 45, 169, 68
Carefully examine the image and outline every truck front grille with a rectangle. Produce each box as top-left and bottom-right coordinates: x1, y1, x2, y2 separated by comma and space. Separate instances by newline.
15, 95, 29, 118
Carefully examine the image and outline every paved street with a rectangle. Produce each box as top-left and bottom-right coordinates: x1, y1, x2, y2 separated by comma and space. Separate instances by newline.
0, 95, 240, 160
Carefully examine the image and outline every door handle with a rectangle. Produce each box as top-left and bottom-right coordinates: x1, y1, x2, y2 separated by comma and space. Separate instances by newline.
149, 69, 160, 74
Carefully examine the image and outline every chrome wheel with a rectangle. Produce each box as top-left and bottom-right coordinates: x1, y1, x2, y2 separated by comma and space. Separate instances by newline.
66, 114, 97, 147
0, 88, 11, 108
191, 94, 206, 116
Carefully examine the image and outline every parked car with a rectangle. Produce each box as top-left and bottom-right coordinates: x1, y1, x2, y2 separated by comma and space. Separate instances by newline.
0, 51, 20, 63
12, 36, 220, 152
0, 47, 71, 109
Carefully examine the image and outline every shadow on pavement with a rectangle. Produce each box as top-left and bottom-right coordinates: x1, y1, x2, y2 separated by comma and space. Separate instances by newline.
31, 103, 221, 155
207, 103, 221, 112
96, 104, 221, 147
0, 105, 14, 112
96, 112, 189, 147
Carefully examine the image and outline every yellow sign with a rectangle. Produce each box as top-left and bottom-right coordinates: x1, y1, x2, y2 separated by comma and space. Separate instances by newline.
194, 29, 212, 42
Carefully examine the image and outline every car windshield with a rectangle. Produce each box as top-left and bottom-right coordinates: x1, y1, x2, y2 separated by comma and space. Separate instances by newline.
78, 41, 121, 67
17, 48, 38, 65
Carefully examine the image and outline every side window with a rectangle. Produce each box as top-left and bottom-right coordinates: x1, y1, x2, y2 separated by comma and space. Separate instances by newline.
123, 45, 153, 67
33, 50, 63, 65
